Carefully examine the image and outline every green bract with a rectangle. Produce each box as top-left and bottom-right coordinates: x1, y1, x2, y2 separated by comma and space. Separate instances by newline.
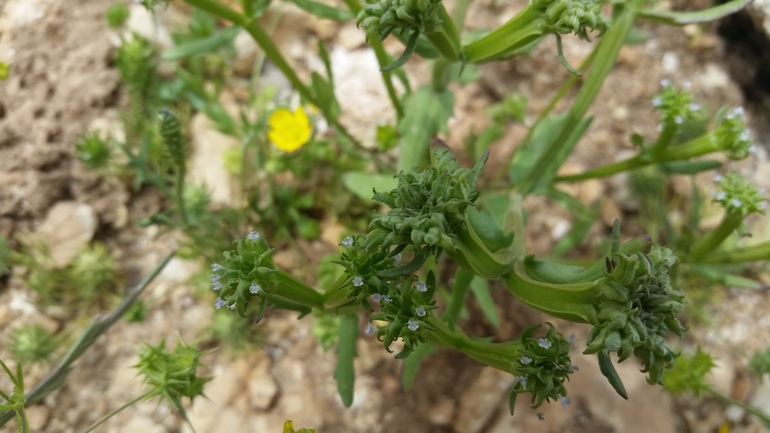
652, 80, 700, 126
714, 107, 752, 160
508, 224, 686, 398
712, 172, 767, 217
532, 0, 609, 40
356, 0, 443, 41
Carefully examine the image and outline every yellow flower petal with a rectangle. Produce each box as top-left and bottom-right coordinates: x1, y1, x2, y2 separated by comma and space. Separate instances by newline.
268, 107, 312, 152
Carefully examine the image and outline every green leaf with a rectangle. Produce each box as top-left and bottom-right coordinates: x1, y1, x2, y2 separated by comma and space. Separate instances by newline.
691, 265, 765, 289
400, 344, 439, 390
597, 351, 628, 399
398, 85, 454, 172
335, 314, 358, 407
290, 0, 353, 20
394, 32, 440, 59
542, 187, 599, 256
469, 277, 500, 329
163, 25, 240, 60
639, 0, 753, 25
341, 172, 398, 202
509, 114, 592, 190
466, 207, 513, 252
317, 40, 334, 85
660, 160, 722, 175
382, 31, 420, 72
310, 72, 340, 123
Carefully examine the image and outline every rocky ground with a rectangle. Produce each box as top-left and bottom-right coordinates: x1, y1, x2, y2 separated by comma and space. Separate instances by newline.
1, 0, 770, 432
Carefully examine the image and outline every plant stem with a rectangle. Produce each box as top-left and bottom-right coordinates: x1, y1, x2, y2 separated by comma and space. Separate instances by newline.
274, 270, 325, 309
451, 0, 472, 28
82, 392, 153, 433
431, 58, 451, 92
340, 0, 404, 120
517, 0, 643, 194
443, 267, 474, 327
695, 240, 770, 264
709, 388, 770, 425
462, 5, 541, 63
689, 213, 744, 261
425, 5, 462, 62
181, 0, 364, 148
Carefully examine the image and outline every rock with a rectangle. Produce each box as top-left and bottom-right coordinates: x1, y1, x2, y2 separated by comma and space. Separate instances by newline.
748, 0, 770, 39
455, 367, 516, 433
248, 360, 279, 410
233, 29, 258, 77
661, 51, 679, 74
695, 63, 731, 91
428, 397, 455, 426
337, 22, 366, 50
121, 415, 167, 433
751, 380, 770, 417
320, 219, 346, 247
188, 113, 240, 206
600, 197, 622, 227
25, 404, 51, 431
35, 201, 97, 267
125, 4, 173, 50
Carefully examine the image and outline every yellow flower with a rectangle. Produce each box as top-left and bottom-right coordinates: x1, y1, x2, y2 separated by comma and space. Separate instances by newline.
268, 107, 312, 152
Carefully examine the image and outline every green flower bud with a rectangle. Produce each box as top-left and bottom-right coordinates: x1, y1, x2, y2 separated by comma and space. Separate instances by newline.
714, 107, 752, 160
711, 172, 767, 217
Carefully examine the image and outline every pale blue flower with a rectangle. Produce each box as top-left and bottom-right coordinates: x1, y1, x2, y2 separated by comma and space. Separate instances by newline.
249, 283, 261, 294
538, 338, 552, 349
520, 356, 532, 365
214, 297, 227, 309
342, 237, 354, 247
372, 293, 382, 302
560, 396, 571, 410
212, 263, 224, 272
247, 231, 261, 241
415, 307, 426, 317
407, 320, 419, 331
353, 276, 364, 287
415, 281, 427, 292
365, 323, 375, 334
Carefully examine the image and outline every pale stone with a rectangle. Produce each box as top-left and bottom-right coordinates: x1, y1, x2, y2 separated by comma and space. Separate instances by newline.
661, 51, 680, 74
35, 201, 98, 266
25, 404, 51, 431
125, 4, 173, 50
600, 197, 622, 227
188, 113, 240, 206
337, 22, 366, 50
233, 29, 259, 76
320, 219, 346, 247
695, 63, 730, 91
428, 397, 455, 426
248, 362, 279, 410
455, 367, 516, 433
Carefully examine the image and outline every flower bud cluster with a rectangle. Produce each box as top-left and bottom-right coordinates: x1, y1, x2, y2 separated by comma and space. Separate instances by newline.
714, 107, 753, 160
364, 149, 486, 257
158, 109, 187, 171
711, 172, 767, 217
585, 245, 686, 385
652, 80, 700, 126
531, 0, 609, 41
356, 0, 443, 42
509, 323, 573, 412
210, 232, 277, 316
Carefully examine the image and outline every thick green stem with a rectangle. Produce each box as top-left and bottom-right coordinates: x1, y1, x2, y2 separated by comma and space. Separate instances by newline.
82, 392, 153, 433
689, 213, 744, 261
695, 240, 770, 264
555, 155, 646, 182
451, 0, 472, 28
425, 5, 462, 62
443, 267, 474, 326
463, 5, 542, 63
517, 0, 643, 194
431, 58, 451, 92
649, 123, 677, 159
274, 270, 325, 310
341, 0, 404, 120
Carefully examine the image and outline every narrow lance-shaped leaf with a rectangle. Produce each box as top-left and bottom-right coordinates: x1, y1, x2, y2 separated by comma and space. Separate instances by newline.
290, 0, 354, 21
335, 314, 358, 407
639, 0, 753, 25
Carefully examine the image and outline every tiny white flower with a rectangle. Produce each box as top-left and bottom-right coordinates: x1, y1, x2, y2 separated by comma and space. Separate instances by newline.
733, 106, 745, 117
759, 202, 768, 210
383, 295, 392, 303
660, 79, 671, 87
211, 273, 220, 283
714, 174, 724, 182
520, 356, 532, 365
227, 303, 237, 311
372, 293, 382, 302
247, 231, 261, 241
560, 396, 571, 410
682, 81, 692, 89
567, 333, 577, 345
652, 97, 662, 107
689, 103, 700, 112
517, 375, 528, 386
341, 236, 354, 247
249, 283, 261, 294
353, 276, 364, 287
674, 115, 683, 125
212, 281, 223, 291
214, 297, 227, 309
568, 364, 580, 373
739, 130, 750, 142
407, 320, 419, 331
365, 323, 375, 334
393, 253, 402, 264
749, 144, 757, 154
415, 281, 427, 292
716, 191, 726, 201
538, 338, 552, 349
415, 307, 426, 317
212, 263, 224, 272
731, 198, 743, 208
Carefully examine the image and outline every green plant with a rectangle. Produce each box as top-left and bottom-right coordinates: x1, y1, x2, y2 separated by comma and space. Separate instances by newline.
105, 3, 130, 29
8, 325, 58, 365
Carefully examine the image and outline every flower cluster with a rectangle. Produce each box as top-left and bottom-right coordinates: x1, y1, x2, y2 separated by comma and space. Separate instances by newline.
531, 0, 609, 41
711, 172, 767, 217
585, 245, 686, 386
356, 0, 443, 42
210, 231, 277, 316
364, 148, 487, 257
652, 80, 700, 126
509, 323, 574, 414
714, 107, 753, 160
